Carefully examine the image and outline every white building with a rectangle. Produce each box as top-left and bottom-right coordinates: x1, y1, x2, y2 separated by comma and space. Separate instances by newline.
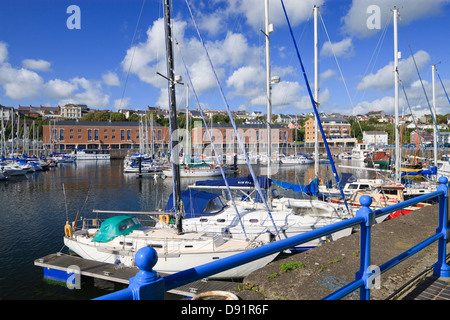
363, 131, 388, 146
0, 106, 13, 121
61, 104, 83, 120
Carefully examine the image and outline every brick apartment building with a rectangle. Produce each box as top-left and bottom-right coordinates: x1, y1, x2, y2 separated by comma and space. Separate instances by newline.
305, 117, 357, 147
191, 122, 292, 154
43, 121, 170, 151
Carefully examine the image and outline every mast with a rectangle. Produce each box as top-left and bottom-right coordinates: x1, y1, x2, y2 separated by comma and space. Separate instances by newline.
432, 64, 438, 171
264, 0, 273, 208
264, 0, 272, 166
163, 0, 183, 234
393, 7, 401, 182
314, 5, 320, 178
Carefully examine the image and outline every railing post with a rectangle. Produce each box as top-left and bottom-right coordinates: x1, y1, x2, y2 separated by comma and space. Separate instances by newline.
434, 176, 450, 278
355, 195, 375, 300
128, 246, 165, 300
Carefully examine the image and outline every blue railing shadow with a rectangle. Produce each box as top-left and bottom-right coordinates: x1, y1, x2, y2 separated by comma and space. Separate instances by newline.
95, 176, 449, 300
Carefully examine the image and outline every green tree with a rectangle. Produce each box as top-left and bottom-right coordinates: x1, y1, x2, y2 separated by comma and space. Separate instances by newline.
110, 112, 126, 121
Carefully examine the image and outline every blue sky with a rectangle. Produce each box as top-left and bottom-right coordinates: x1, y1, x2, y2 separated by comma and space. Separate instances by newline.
1, 0, 450, 117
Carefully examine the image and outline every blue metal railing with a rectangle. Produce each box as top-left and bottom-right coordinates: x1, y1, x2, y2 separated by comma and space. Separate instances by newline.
95, 176, 449, 300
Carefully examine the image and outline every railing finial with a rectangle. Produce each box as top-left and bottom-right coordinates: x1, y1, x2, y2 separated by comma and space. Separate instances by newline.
359, 195, 372, 208
128, 246, 165, 300
438, 176, 448, 185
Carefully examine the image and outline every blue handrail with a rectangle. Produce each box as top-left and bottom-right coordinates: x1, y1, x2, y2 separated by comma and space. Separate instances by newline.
95, 176, 449, 300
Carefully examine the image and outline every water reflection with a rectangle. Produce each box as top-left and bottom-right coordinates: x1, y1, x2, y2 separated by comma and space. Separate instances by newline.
0, 158, 375, 299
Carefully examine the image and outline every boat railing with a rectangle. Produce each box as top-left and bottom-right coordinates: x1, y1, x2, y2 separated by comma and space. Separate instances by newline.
94, 176, 449, 300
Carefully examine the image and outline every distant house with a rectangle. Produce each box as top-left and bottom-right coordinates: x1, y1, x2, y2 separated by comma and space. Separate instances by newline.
363, 131, 388, 145
61, 104, 85, 120
411, 130, 433, 145
0, 105, 13, 121
18, 105, 61, 118
276, 114, 292, 124
287, 120, 301, 130
366, 110, 386, 119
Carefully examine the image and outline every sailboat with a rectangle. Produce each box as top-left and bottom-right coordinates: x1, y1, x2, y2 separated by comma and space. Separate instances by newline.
63, 0, 277, 279
162, 176, 353, 251
161, 4, 353, 251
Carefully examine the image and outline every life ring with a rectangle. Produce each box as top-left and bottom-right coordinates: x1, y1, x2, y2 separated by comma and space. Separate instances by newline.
191, 291, 239, 300
159, 214, 170, 224
64, 222, 73, 238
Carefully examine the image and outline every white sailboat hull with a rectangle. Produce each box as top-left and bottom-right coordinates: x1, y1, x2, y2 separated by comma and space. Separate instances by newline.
64, 228, 277, 279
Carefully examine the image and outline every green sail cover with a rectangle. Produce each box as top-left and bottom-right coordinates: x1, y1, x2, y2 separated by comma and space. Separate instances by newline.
92, 215, 142, 243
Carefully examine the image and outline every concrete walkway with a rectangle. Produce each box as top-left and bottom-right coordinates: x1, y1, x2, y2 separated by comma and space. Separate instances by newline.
232, 203, 449, 300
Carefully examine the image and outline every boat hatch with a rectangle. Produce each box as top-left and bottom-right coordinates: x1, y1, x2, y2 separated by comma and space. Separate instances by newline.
91, 215, 142, 243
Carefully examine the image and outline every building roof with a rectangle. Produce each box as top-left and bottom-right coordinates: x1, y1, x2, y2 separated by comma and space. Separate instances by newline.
53, 120, 164, 127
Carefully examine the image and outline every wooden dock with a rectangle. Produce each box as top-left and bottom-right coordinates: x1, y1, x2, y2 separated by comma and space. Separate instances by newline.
34, 253, 239, 298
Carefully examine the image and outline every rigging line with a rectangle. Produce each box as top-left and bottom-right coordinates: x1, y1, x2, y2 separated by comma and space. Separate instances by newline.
183, 0, 280, 239
435, 67, 450, 105
280, 0, 349, 213
398, 76, 430, 167
118, 0, 148, 111
398, 16, 442, 144
355, 12, 391, 104
319, 11, 354, 110
175, 44, 248, 239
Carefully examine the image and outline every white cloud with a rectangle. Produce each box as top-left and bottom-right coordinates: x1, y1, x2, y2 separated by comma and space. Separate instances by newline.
0, 42, 8, 64
44, 79, 77, 99
102, 71, 120, 86
356, 50, 430, 92
341, 0, 450, 38
352, 75, 450, 116
320, 69, 336, 82
121, 16, 262, 108
0, 63, 44, 99
22, 59, 51, 72
320, 38, 354, 58
228, 0, 325, 30
58, 77, 109, 108
113, 97, 131, 110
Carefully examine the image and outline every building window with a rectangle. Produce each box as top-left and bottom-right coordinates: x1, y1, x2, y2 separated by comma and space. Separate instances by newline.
121, 130, 125, 141
78, 136, 82, 140
59, 129, 64, 141
112, 136, 115, 140
94, 129, 98, 141
127, 129, 131, 141
158, 130, 161, 141
88, 129, 92, 141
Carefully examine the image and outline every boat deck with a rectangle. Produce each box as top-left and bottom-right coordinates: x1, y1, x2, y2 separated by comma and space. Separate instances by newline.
34, 252, 238, 297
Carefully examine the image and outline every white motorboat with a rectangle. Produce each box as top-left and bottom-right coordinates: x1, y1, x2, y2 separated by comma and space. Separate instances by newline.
351, 143, 370, 161
279, 154, 314, 165
72, 150, 111, 160
162, 163, 223, 177
1, 162, 29, 176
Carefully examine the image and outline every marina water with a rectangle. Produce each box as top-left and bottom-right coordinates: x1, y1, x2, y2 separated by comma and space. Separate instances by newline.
0, 159, 373, 299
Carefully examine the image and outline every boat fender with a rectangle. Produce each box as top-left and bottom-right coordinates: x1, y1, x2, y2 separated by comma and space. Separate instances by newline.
64, 221, 73, 238
159, 214, 170, 224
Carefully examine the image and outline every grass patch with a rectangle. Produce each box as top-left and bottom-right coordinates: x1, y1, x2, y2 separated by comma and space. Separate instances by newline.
281, 261, 305, 273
